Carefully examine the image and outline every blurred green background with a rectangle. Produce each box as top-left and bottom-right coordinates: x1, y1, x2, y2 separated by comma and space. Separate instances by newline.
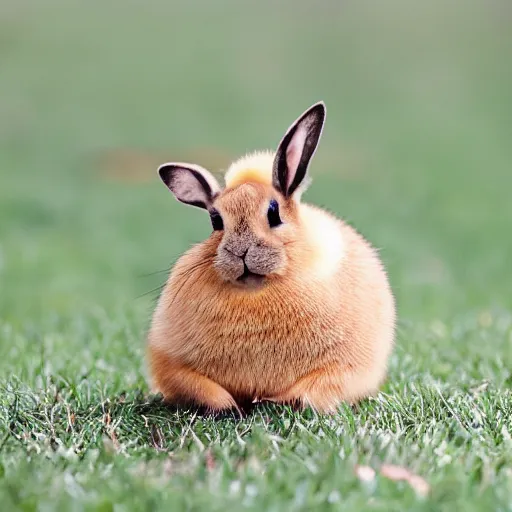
1, 0, 510, 328
0, 0, 511, 508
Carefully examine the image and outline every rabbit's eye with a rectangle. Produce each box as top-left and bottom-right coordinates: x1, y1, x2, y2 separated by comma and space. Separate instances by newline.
267, 199, 282, 228
210, 209, 224, 231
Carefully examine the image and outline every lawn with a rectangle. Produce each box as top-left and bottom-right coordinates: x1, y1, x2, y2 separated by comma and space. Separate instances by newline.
1, 0, 511, 510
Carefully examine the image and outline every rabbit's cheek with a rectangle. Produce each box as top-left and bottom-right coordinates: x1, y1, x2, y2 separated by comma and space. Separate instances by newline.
245, 246, 284, 276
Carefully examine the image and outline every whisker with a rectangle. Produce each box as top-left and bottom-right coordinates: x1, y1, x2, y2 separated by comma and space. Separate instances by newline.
137, 255, 214, 306
138, 255, 182, 278
135, 283, 167, 300
137, 267, 172, 278
167, 259, 213, 310
174, 257, 212, 278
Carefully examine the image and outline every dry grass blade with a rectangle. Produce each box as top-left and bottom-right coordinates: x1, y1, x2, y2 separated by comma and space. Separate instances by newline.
205, 449, 215, 471
380, 464, 430, 497
355, 465, 376, 482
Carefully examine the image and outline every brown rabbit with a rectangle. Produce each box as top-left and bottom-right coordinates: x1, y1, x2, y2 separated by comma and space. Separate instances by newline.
147, 102, 395, 413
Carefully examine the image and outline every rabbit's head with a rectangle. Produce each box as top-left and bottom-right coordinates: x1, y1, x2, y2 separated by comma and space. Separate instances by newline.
158, 102, 326, 289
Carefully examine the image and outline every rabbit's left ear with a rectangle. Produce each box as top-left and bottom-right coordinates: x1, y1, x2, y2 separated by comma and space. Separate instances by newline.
272, 101, 326, 198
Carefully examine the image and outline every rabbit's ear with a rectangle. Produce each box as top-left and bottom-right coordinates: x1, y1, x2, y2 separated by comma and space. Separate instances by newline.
158, 163, 221, 210
273, 102, 326, 198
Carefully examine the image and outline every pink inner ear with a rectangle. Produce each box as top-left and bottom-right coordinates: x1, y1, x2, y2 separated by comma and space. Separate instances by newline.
285, 124, 308, 190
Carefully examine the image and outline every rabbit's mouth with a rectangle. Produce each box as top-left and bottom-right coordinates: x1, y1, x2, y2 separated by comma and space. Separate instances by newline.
235, 263, 266, 289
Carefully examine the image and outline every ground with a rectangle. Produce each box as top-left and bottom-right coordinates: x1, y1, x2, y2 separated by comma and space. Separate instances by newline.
1, 0, 511, 510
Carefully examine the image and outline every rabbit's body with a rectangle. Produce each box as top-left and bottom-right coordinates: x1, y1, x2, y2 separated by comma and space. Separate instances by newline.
147, 103, 395, 413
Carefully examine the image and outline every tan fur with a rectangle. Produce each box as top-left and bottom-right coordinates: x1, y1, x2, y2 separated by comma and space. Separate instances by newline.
148, 109, 395, 414
224, 151, 274, 188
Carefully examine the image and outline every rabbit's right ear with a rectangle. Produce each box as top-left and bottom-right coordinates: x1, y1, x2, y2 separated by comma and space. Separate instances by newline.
158, 163, 221, 210
273, 102, 326, 198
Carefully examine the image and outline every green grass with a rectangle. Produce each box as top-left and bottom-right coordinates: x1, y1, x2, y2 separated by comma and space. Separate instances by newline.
1, 0, 512, 509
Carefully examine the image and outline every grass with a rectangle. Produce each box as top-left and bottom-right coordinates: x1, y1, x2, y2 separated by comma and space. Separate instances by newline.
1, 0, 512, 509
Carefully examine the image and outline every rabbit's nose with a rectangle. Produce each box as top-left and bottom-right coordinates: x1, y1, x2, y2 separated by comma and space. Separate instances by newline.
224, 246, 249, 260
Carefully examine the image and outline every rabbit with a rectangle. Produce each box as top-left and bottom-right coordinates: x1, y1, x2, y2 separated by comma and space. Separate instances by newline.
147, 101, 395, 414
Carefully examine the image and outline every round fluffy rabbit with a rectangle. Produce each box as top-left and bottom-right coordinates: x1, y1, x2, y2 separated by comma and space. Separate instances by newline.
147, 102, 395, 413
